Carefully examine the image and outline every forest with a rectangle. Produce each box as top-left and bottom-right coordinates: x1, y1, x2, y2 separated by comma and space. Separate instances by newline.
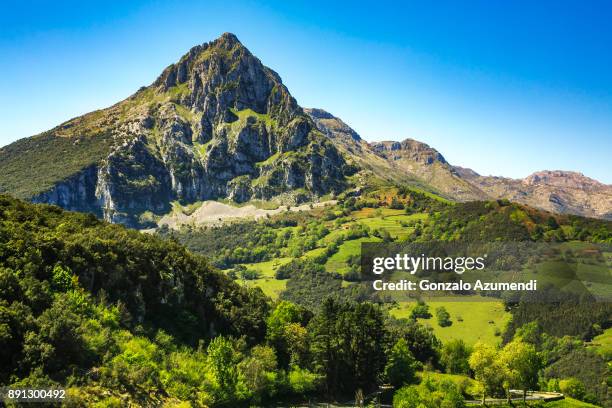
0, 190, 610, 407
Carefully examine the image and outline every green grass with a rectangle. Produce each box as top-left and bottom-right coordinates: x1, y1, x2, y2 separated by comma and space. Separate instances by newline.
193, 140, 213, 159
390, 296, 511, 346
0, 131, 113, 199
545, 397, 601, 407
244, 277, 287, 299
229, 108, 277, 129
325, 236, 381, 274
256, 152, 281, 168
302, 247, 327, 259
321, 227, 347, 244
167, 82, 191, 99
170, 200, 205, 216
587, 327, 612, 360
239, 257, 293, 278
357, 213, 427, 240
173, 103, 202, 125
352, 207, 407, 219
232, 258, 293, 299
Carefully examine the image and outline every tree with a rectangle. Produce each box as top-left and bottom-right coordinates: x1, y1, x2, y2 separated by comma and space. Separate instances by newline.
266, 301, 308, 368
51, 265, 76, 292
468, 343, 505, 405
207, 336, 239, 402
499, 340, 541, 403
390, 197, 404, 210
435, 306, 452, 327
309, 298, 387, 396
547, 216, 560, 230
283, 322, 309, 366
384, 338, 420, 387
22, 294, 90, 377
237, 345, 278, 402
387, 318, 441, 365
513, 321, 543, 347
441, 339, 471, 374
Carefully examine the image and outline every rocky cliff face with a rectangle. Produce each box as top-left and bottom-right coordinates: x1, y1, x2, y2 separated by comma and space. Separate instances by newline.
31, 165, 101, 215
371, 139, 447, 165
1, 33, 348, 227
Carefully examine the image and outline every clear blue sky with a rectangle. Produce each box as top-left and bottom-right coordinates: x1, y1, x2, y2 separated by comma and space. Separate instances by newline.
1, 0, 611, 182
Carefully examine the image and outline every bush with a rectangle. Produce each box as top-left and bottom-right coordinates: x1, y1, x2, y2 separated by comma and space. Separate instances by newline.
274, 263, 293, 279
393, 378, 465, 408
559, 377, 586, 400
410, 301, 431, 319
435, 307, 452, 327
288, 366, 320, 395
240, 268, 260, 280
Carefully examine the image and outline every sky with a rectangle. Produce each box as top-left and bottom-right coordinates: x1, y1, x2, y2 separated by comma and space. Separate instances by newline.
1, 0, 611, 183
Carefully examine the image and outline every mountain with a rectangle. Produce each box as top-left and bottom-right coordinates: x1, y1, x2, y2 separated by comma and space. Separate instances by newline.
305, 108, 487, 200
0, 33, 348, 227
1, 33, 610, 224
306, 108, 611, 219
368, 139, 487, 201
460, 169, 612, 220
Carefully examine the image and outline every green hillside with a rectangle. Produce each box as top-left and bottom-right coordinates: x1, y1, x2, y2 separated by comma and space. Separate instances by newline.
160, 185, 611, 406
1, 185, 610, 406
391, 297, 511, 346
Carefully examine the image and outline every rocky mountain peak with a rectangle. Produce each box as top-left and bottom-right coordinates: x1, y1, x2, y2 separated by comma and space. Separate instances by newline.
217, 31, 241, 46
522, 170, 607, 190
306, 108, 336, 120
152, 33, 300, 131
304, 108, 361, 142
0, 33, 348, 227
371, 138, 447, 165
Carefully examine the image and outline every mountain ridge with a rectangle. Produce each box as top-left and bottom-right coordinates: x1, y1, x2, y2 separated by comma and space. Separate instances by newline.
305, 107, 611, 220
0, 33, 610, 223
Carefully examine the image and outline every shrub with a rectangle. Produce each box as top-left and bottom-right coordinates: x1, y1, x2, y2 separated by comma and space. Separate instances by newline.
435, 307, 452, 327
410, 301, 431, 319
559, 377, 586, 400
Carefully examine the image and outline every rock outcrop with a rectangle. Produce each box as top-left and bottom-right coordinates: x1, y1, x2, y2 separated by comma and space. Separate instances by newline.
32, 165, 101, 214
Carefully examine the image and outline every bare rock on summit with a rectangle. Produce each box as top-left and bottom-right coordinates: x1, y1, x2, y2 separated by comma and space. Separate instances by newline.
371, 139, 448, 165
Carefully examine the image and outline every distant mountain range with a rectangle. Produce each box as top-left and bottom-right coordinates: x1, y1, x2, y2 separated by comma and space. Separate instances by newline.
0, 33, 610, 225
306, 108, 612, 220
